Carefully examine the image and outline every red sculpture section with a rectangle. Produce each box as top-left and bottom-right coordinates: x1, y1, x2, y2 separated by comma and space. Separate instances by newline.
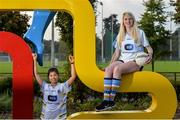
0, 32, 33, 118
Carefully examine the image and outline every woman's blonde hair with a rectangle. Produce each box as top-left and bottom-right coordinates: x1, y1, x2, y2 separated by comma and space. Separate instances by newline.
118, 12, 140, 47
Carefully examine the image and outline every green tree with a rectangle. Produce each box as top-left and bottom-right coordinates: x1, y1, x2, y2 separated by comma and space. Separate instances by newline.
173, 0, 180, 23
55, 12, 73, 53
55, 0, 97, 54
44, 40, 59, 54
139, 0, 171, 71
96, 36, 102, 61
103, 14, 120, 35
0, 11, 30, 37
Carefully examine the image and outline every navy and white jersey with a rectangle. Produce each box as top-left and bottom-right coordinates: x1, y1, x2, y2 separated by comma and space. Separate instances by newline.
40, 81, 71, 120
115, 29, 149, 62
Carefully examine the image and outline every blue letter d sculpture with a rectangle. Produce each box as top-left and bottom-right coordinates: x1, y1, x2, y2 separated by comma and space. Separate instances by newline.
24, 10, 56, 66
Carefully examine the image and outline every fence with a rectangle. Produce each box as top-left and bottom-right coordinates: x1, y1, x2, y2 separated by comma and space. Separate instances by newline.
0, 72, 180, 87
0, 56, 11, 62
159, 72, 180, 89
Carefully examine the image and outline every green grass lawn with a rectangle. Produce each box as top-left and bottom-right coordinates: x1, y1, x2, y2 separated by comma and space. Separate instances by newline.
0, 61, 180, 73
97, 61, 180, 72
1, 60, 179, 86
143, 61, 180, 72
0, 61, 68, 74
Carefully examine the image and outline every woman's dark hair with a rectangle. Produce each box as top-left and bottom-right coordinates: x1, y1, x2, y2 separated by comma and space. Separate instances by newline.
47, 67, 59, 77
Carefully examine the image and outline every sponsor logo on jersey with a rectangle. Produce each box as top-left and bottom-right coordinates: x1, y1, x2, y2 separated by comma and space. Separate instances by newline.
48, 95, 57, 101
124, 44, 134, 50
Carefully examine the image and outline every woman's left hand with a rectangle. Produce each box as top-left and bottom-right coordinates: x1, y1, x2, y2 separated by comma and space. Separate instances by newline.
145, 54, 152, 64
69, 55, 75, 64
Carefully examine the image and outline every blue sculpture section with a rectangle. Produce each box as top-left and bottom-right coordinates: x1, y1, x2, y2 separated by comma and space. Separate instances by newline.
23, 10, 56, 66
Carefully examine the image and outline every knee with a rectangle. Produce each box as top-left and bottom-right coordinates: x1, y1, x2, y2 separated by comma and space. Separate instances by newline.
105, 66, 113, 74
113, 66, 122, 75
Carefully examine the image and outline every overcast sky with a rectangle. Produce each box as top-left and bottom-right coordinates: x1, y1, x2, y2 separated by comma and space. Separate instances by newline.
25, 0, 177, 41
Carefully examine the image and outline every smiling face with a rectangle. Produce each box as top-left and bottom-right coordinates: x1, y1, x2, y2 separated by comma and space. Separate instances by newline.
49, 71, 59, 85
123, 13, 134, 29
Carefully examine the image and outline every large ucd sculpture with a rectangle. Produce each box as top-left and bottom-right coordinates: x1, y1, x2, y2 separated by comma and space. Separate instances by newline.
0, 0, 177, 119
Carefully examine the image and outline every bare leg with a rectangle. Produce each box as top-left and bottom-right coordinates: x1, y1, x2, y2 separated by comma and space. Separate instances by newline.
103, 61, 123, 104
104, 61, 123, 78
113, 61, 140, 79
110, 61, 140, 101
96, 61, 140, 111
